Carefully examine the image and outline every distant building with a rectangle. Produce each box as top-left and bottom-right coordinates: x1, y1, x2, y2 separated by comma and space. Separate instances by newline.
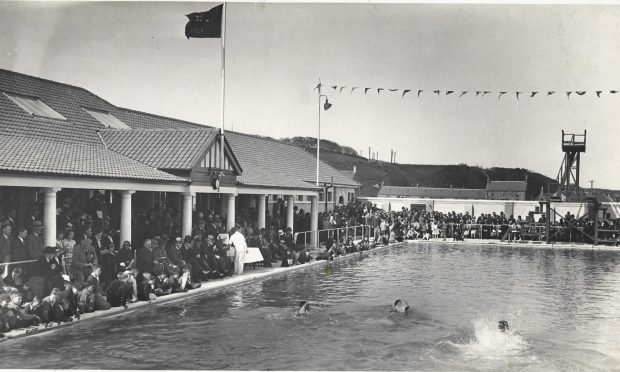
486, 180, 527, 200
377, 177, 528, 201
377, 185, 486, 199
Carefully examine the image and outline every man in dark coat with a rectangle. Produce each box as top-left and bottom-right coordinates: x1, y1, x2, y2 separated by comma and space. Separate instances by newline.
11, 227, 29, 264
30, 246, 64, 299
0, 223, 12, 265
116, 240, 135, 271
85, 264, 111, 311
25, 221, 44, 260
106, 271, 133, 308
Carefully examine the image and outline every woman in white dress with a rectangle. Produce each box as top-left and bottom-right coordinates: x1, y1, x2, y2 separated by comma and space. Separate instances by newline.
229, 227, 248, 275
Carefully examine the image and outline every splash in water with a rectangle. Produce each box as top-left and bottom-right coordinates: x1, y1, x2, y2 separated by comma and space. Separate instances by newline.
457, 317, 530, 360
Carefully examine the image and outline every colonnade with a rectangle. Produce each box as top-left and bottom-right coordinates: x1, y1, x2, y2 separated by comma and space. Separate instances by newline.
38, 188, 319, 247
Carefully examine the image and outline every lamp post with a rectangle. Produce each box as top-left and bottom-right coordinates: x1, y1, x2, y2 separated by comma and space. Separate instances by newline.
316, 82, 332, 187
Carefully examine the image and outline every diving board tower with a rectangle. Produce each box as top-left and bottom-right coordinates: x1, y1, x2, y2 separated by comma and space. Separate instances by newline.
555, 130, 586, 201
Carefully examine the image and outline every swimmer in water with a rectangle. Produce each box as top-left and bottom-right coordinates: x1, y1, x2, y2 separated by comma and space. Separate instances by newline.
498, 320, 510, 333
392, 299, 409, 313
297, 301, 310, 315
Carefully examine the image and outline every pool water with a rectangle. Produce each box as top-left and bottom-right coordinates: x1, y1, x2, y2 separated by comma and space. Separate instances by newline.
2, 243, 620, 371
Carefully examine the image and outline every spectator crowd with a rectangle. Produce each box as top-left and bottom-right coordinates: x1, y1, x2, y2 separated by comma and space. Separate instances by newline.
1, 193, 619, 337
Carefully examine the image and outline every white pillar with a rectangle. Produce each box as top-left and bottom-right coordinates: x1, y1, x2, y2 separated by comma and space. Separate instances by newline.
310, 195, 318, 247
120, 190, 135, 245
43, 188, 60, 247
182, 192, 194, 238
257, 194, 266, 230
226, 194, 236, 232
286, 195, 295, 232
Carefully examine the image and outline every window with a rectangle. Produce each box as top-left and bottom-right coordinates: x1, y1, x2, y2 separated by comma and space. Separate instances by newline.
3, 92, 66, 120
199, 140, 234, 171
271, 194, 278, 201
347, 192, 355, 202
84, 108, 130, 129
306, 195, 313, 202
327, 191, 333, 202
296, 195, 304, 202
318, 192, 324, 202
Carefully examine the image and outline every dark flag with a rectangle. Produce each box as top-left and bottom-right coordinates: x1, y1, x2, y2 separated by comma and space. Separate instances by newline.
482, 91, 490, 97
610, 90, 618, 94
576, 91, 586, 96
339, 86, 347, 93
547, 91, 555, 96
364, 88, 371, 94
596, 91, 602, 97
389, 88, 399, 92
351, 87, 358, 94
446, 91, 454, 95
530, 92, 538, 97
330, 85, 338, 90
516, 91, 522, 100
185, 4, 223, 39
417, 90, 424, 97
377, 88, 384, 94
402, 89, 411, 98
566, 91, 572, 98
498, 92, 506, 100
459, 91, 468, 97
433, 90, 441, 96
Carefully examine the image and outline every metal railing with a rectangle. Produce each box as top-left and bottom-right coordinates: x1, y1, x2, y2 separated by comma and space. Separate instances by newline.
1, 259, 38, 277
294, 225, 375, 249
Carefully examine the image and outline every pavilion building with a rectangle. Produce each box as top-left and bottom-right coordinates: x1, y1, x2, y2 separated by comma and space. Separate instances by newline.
0, 69, 358, 248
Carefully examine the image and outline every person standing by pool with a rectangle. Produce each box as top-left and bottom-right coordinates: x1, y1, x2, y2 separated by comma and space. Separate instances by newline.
230, 227, 247, 275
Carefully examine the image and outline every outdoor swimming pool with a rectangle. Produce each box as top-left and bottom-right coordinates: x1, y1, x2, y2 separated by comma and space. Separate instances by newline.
2, 243, 620, 371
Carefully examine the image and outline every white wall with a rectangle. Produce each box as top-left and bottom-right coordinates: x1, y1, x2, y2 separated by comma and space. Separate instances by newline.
359, 196, 620, 220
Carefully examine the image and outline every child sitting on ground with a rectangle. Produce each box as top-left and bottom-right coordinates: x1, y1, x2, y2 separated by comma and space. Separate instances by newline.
78, 283, 95, 314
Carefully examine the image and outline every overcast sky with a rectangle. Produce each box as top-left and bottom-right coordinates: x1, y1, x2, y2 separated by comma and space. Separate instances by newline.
1, 1, 619, 189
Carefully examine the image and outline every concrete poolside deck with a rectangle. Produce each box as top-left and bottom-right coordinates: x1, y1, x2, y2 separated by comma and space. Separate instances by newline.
1, 238, 617, 343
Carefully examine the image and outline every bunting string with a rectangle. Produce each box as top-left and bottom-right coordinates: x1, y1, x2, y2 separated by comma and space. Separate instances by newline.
314, 83, 620, 100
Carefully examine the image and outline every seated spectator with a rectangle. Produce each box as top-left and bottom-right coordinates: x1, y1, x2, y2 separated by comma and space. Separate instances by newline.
78, 283, 95, 314
136, 272, 157, 302
58, 277, 79, 320
153, 272, 172, 297
106, 271, 134, 308
40, 288, 72, 324
85, 265, 111, 311
2, 267, 31, 300
3, 291, 41, 330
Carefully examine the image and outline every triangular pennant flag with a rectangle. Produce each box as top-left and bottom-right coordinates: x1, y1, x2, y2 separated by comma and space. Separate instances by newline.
446, 91, 454, 95
377, 88, 384, 94
516, 92, 522, 100
596, 91, 602, 97
402, 89, 411, 98
475, 91, 482, 97
547, 91, 555, 96
482, 91, 491, 97
610, 90, 618, 94
313, 83, 321, 91
417, 90, 424, 97
351, 87, 358, 94
459, 91, 468, 97
433, 90, 441, 96
566, 91, 572, 98
330, 85, 338, 90
388, 88, 399, 92
576, 91, 586, 95
364, 88, 371, 94
339, 86, 347, 93
530, 92, 538, 97
498, 92, 506, 100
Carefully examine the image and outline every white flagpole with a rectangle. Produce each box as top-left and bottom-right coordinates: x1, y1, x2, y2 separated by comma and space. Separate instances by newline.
220, 2, 227, 169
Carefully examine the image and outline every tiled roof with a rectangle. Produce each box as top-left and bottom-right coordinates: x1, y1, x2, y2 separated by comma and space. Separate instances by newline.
225, 132, 358, 187
101, 128, 218, 170
0, 69, 118, 146
0, 134, 187, 182
486, 180, 527, 192
0, 69, 357, 190
378, 185, 486, 199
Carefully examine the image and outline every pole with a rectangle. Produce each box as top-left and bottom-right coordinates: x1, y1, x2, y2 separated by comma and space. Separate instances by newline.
316, 80, 321, 187
220, 2, 227, 169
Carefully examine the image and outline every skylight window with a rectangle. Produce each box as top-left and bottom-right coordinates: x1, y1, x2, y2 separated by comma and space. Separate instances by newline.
84, 108, 130, 130
3, 92, 66, 120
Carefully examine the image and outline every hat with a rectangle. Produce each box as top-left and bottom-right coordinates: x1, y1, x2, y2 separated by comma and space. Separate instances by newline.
61, 274, 70, 282
175, 237, 183, 243
206, 235, 215, 240
41, 246, 60, 254
278, 229, 284, 235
